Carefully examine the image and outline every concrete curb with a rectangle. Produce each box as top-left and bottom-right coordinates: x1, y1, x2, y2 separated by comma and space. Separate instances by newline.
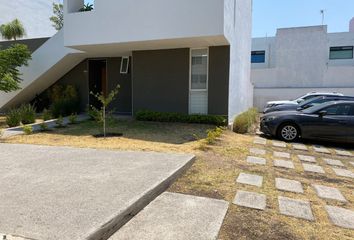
86, 155, 196, 240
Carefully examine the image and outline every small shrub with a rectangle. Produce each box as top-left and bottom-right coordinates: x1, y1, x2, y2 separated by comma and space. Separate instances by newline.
48, 84, 80, 118
22, 125, 33, 135
39, 122, 49, 132
42, 109, 52, 121
68, 114, 77, 124
55, 115, 64, 128
19, 104, 36, 124
135, 110, 227, 126
233, 108, 259, 134
6, 109, 22, 127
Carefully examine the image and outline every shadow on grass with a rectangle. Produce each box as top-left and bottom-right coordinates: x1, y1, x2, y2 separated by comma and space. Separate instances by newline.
39, 119, 213, 145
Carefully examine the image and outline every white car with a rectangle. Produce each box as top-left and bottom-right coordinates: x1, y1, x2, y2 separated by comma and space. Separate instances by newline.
266, 92, 344, 108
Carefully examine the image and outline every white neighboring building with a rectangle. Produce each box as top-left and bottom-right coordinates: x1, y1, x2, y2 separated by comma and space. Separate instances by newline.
251, 22, 354, 109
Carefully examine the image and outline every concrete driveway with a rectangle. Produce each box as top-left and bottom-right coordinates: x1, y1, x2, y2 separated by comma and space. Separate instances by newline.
0, 143, 195, 240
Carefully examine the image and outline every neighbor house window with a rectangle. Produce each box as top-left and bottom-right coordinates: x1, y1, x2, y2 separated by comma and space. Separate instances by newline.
329, 46, 353, 60
251, 51, 266, 63
120, 56, 129, 74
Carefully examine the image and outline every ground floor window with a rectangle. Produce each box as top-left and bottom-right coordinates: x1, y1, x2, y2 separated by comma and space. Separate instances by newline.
189, 48, 208, 115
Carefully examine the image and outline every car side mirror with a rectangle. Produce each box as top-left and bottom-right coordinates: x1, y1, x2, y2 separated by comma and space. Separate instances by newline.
297, 99, 304, 104
318, 111, 327, 117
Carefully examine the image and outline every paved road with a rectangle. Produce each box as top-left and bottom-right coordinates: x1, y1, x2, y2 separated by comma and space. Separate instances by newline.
0, 143, 194, 240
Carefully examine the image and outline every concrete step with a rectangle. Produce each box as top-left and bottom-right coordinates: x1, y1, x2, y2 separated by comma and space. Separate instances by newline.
0, 144, 195, 240
109, 192, 229, 240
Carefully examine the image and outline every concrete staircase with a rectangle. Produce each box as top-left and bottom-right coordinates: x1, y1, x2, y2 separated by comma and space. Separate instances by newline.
0, 30, 86, 111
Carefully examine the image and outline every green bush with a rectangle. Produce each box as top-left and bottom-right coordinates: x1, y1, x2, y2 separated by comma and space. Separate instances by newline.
49, 84, 80, 118
233, 108, 259, 134
39, 122, 49, 132
22, 125, 33, 135
55, 115, 64, 128
6, 108, 22, 127
68, 113, 77, 124
19, 104, 36, 124
135, 110, 227, 126
42, 109, 52, 121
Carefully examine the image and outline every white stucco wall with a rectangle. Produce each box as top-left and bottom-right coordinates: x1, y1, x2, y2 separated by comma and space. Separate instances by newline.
251, 25, 354, 109
64, 0, 226, 49
225, 0, 253, 123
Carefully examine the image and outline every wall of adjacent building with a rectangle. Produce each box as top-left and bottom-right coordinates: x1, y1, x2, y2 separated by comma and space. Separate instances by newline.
251, 25, 354, 109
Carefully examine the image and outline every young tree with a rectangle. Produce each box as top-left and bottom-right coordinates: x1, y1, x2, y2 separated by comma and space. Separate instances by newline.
0, 44, 31, 92
0, 19, 26, 41
50, 3, 64, 31
90, 85, 120, 138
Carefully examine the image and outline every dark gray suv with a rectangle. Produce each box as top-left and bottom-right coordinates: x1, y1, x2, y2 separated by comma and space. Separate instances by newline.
260, 101, 354, 143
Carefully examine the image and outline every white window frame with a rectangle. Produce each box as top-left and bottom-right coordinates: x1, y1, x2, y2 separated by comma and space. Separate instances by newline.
189, 48, 209, 114
120, 56, 130, 74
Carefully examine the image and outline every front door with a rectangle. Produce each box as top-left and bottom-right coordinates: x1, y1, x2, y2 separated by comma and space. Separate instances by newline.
89, 60, 107, 109
189, 49, 208, 115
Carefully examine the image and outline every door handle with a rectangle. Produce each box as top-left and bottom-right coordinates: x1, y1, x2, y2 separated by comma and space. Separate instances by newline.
338, 121, 348, 124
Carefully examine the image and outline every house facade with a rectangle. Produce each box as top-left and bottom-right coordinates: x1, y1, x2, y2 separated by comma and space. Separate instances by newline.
252, 21, 354, 109
0, 0, 253, 124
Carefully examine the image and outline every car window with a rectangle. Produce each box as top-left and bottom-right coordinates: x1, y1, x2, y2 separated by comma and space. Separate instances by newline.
323, 104, 352, 116
349, 106, 354, 116
302, 95, 317, 101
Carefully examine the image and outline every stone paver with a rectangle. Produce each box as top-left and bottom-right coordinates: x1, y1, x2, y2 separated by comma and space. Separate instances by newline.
312, 184, 347, 202
247, 156, 266, 165
0, 143, 195, 240
323, 158, 344, 167
313, 146, 331, 154
236, 173, 263, 187
110, 192, 229, 240
272, 141, 287, 148
254, 137, 267, 145
298, 155, 316, 163
278, 196, 314, 221
302, 163, 325, 174
325, 206, 354, 230
350, 162, 354, 167
233, 190, 267, 210
335, 150, 353, 157
292, 143, 308, 151
276, 178, 303, 193
273, 159, 295, 169
250, 148, 266, 156
273, 151, 291, 159
332, 167, 354, 179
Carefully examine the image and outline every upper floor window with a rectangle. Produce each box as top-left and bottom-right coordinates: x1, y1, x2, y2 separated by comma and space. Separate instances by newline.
251, 51, 265, 63
329, 46, 353, 60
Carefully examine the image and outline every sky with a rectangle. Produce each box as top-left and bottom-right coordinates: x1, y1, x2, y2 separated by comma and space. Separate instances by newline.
253, 0, 354, 37
0, 0, 353, 39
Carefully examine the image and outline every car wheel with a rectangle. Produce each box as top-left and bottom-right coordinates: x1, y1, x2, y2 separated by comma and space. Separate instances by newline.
278, 123, 299, 142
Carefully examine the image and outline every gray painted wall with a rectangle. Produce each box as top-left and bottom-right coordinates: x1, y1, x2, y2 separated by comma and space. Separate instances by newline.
107, 57, 132, 114
208, 46, 229, 115
132, 48, 190, 114
0, 37, 49, 53
57, 60, 89, 111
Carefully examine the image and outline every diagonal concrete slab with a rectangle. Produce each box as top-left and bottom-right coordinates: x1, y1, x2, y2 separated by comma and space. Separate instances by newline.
109, 192, 229, 240
0, 143, 195, 240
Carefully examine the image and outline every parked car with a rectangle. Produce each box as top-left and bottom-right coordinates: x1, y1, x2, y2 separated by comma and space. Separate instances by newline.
263, 95, 354, 114
260, 101, 354, 143
265, 92, 343, 109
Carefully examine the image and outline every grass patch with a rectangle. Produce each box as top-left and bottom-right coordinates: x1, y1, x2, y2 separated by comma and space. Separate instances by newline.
3, 119, 214, 153
168, 131, 354, 240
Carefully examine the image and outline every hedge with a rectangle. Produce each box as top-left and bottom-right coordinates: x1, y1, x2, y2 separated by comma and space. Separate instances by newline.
135, 110, 227, 126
